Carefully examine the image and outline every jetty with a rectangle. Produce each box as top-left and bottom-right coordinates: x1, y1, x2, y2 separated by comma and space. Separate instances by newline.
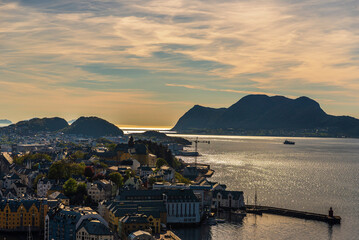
245, 205, 341, 224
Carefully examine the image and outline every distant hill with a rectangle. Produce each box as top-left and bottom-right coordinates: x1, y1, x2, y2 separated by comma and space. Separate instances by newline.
133, 131, 191, 145
68, 119, 76, 125
0, 117, 68, 135
61, 116, 123, 137
173, 95, 359, 138
0, 119, 12, 125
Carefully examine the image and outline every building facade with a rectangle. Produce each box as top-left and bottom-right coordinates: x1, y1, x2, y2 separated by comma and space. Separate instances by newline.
45, 205, 112, 240
0, 198, 49, 231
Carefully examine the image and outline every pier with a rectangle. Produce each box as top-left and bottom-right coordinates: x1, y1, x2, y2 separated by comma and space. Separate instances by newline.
245, 205, 341, 224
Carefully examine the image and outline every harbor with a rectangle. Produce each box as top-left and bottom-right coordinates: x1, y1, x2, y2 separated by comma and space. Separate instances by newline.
245, 205, 341, 224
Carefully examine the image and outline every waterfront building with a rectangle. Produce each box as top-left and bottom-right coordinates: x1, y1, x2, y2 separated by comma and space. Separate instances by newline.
152, 183, 213, 215
212, 190, 245, 210
99, 199, 165, 233
118, 189, 201, 224
0, 198, 49, 231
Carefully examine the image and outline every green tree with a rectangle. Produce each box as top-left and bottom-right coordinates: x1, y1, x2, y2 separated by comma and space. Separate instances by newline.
77, 182, 87, 194
156, 158, 167, 169
49, 161, 66, 180
124, 169, 135, 181
49, 161, 86, 179
73, 183, 88, 204
63, 178, 78, 197
84, 166, 95, 178
70, 151, 86, 160
175, 172, 191, 184
69, 162, 86, 177
109, 172, 124, 188
106, 143, 117, 152
32, 163, 40, 170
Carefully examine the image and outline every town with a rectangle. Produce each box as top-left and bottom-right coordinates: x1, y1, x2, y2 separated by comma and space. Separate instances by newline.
0, 125, 245, 240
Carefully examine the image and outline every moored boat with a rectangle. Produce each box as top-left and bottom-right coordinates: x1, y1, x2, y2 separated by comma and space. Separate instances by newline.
284, 140, 295, 145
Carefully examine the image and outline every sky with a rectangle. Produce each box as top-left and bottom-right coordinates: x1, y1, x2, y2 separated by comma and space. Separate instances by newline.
1, 0, 359, 127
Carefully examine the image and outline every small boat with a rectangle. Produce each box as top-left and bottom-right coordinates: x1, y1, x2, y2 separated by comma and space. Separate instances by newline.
284, 140, 295, 145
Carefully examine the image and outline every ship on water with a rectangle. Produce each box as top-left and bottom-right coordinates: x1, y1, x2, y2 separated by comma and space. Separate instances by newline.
284, 140, 295, 145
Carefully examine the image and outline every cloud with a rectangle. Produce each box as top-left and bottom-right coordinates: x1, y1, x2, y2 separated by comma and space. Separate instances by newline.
1, 0, 359, 124
165, 83, 277, 96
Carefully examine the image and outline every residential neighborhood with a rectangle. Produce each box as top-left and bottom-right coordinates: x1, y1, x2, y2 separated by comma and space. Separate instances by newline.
0, 130, 244, 240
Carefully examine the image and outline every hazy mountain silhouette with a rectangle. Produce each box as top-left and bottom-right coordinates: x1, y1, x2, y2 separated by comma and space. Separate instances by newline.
0, 119, 12, 125
173, 95, 359, 137
62, 116, 123, 137
0, 117, 69, 135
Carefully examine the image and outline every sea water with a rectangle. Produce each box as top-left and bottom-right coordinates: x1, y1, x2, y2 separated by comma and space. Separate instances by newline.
169, 135, 359, 240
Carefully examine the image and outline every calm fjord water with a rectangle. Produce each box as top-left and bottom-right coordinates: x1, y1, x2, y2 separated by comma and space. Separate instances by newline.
170, 135, 359, 240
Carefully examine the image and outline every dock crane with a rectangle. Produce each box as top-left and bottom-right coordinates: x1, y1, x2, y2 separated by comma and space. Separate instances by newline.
193, 137, 210, 166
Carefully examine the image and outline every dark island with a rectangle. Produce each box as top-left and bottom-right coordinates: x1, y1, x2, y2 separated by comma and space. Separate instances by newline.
173, 94, 359, 138
62, 116, 123, 137
0, 116, 123, 137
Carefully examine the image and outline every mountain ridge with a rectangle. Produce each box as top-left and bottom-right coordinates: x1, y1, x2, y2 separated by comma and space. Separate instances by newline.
0, 117, 69, 135
172, 94, 359, 137
0, 116, 124, 137
61, 116, 124, 137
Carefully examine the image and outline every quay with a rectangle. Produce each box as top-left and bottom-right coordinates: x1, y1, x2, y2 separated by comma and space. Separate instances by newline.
245, 205, 341, 224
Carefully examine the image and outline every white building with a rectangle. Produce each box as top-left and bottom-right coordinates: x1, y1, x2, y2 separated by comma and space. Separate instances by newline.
37, 178, 54, 197
87, 180, 115, 203
212, 190, 245, 209
124, 177, 142, 190
165, 189, 201, 224
160, 166, 175, 182
138, 166, 155, 178
118, 189, 201, 224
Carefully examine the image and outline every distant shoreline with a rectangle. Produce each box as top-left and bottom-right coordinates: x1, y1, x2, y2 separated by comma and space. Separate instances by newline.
168, 131, 358, 139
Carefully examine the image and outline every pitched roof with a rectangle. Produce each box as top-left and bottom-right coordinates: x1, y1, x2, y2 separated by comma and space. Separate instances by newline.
7, 173, 20, 180
78, 219, 112, 236
120, 214, 149, 224
49, 191, 69, 200
0, 152, 13, 165
0, 199, 42, 212
213, 190, 244, 200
